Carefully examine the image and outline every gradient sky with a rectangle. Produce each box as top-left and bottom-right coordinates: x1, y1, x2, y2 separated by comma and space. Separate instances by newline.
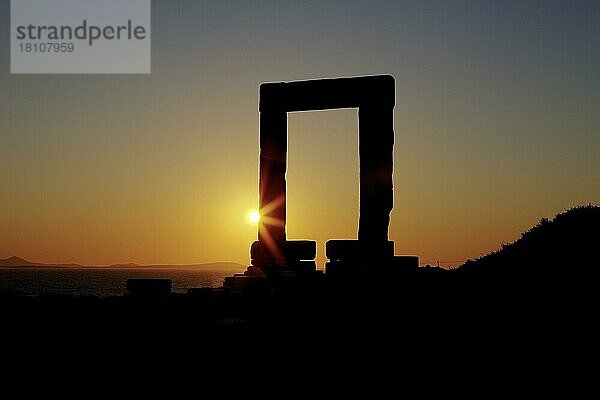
1, 0, 598, 267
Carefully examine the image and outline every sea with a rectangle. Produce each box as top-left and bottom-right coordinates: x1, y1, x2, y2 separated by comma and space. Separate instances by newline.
0, 267, 245, 297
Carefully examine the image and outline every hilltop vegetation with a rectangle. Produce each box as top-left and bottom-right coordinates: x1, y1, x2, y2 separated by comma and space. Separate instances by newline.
460, 205, 599, 276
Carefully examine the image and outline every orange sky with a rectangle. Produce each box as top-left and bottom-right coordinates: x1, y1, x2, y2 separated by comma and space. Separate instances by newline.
1, 1, 599, 268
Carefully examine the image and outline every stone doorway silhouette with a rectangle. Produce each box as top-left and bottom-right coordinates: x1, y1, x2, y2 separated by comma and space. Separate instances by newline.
244, 75, 417, 283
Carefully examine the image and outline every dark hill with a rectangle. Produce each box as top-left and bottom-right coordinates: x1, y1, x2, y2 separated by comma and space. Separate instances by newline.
459, 205, 599, 276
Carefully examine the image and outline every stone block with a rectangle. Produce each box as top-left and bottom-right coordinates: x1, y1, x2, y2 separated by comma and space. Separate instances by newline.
326, 240, 394, 262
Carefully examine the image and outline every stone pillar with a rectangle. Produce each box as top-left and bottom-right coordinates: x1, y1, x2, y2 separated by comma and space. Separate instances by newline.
258, 108, 287, 244
358, 105, 394, 242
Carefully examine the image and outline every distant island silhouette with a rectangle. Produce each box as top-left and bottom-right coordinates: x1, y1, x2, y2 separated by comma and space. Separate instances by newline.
0, 256, 52, 268
0, 256, 245, 271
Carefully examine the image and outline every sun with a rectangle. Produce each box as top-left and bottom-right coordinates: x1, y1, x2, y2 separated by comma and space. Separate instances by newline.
248, 211, 261, 224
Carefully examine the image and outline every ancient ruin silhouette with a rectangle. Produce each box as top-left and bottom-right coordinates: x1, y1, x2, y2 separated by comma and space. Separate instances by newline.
245, 75, 418, 281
